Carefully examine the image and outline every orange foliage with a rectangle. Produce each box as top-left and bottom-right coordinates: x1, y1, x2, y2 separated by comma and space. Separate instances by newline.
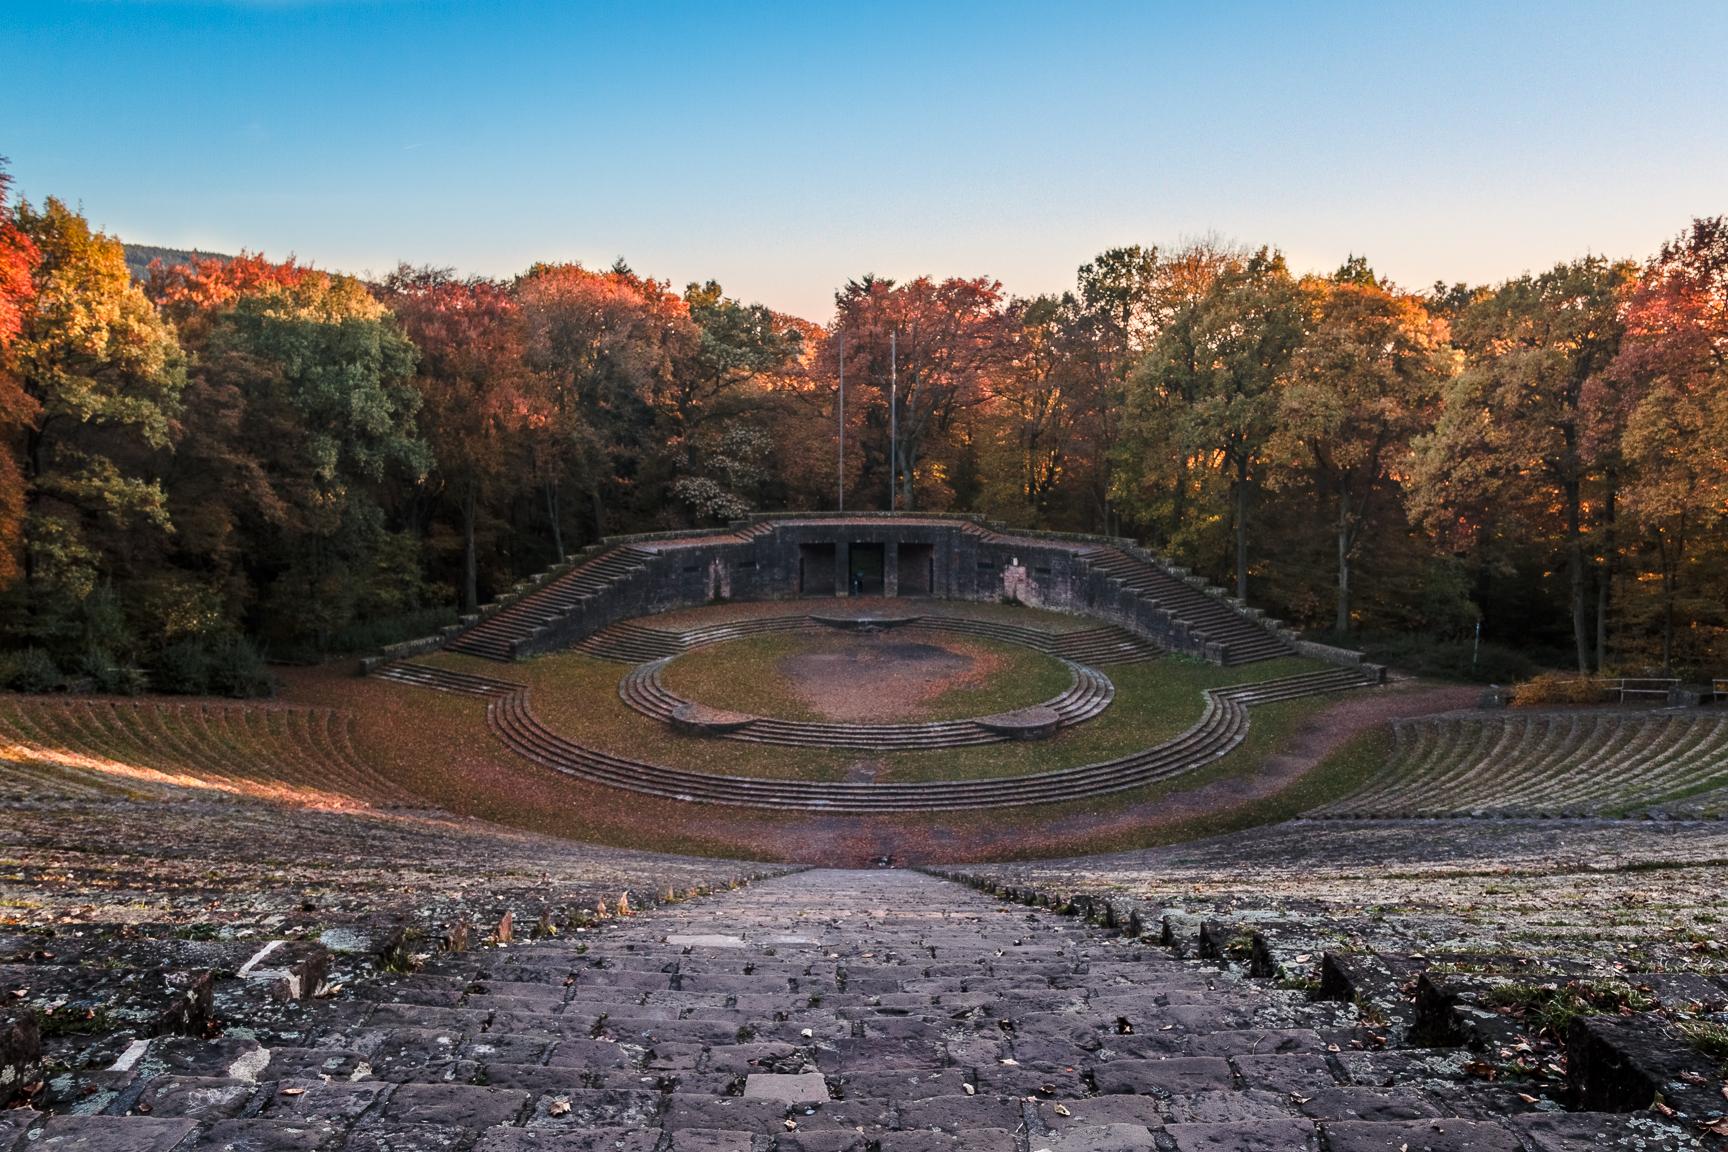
0, 165, 41, 589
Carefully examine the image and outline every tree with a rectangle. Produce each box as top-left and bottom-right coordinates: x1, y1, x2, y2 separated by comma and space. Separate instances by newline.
515, 262, 698, 548
0, 162, 40, 590
1272, 260, 1450, 632
1068, 246, 1163, 532
829, 275, 1006, 511
154, 256, 431, 653
9, 198, 183, 640
1117, 241, 1239, 549
1183, 249, 1304, 600
988, 295, 1076, 520
1609, 218, 1728, 667
1410, 257, 1631, 672
382, 267, 528, 611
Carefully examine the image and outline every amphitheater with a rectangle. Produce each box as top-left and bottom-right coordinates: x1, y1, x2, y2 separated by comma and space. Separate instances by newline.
1, 514, 1724, 1151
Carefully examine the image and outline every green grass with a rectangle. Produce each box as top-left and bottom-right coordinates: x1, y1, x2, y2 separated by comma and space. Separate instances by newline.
504, 648, 1322, 783
914, 692, 1386, 857
658, 631, 1074, 723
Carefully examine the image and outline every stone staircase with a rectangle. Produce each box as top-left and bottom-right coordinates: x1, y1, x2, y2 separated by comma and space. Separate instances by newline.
446, 545, 663, 661
3, 868, 1670, 1151
1079, 547, 1293, 665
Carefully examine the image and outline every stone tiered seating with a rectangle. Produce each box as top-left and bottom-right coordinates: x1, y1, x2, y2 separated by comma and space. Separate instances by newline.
575, 612, 1163, 668
617, 657, 1115, 749
1048, 624, 1166, 664
5, 867, 1677, 1150
0, 765, 782, 1123
0, 696, 414, 809
574, 619, 690, 662
950, 820, 1728, 1143
489, 666, 1374, 812
447, 544, 662, 660
1310, 710, 1728, 819
369, 662, 523, 698
1080, 547, 1293, 664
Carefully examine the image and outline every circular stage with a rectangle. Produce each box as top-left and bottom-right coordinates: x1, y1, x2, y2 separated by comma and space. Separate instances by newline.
619, 615, 1114, 749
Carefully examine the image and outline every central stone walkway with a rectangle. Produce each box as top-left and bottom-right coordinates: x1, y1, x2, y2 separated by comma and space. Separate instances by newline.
23, 870, 1614, 1151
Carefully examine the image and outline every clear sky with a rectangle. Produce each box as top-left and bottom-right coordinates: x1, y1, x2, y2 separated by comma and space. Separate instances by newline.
3, 1, 1725, 320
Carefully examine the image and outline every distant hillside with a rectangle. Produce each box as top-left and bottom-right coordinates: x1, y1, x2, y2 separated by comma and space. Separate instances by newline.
123, 243, 233, 282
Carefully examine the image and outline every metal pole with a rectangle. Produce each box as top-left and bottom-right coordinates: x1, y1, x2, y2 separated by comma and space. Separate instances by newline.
889, 331, 897, 513
836, 334, 845, 513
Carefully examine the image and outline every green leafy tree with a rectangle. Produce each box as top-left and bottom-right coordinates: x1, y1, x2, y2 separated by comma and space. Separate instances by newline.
8, 198, 183, 654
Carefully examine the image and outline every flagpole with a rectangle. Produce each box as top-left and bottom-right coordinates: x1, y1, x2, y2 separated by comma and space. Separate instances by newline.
836, 334, 845, 513
889, 331, 897, 513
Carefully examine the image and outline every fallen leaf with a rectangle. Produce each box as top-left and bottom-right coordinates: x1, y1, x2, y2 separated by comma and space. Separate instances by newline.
548, 1097, 571, 1117
280, 1087, 306, 1097
1053, 1104, 1071, 1117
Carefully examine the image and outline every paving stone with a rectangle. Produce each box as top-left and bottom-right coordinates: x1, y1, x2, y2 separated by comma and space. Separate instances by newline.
1508, 1111, 1706, 1151
191, 1117, 341, 1151
896, 1092, 1025, 1132
663, 1132, 755, 1152
132, 1074, 256, 1119
1321, 1118, 1525, 1151
1092, 1057, 1234, 1097
31, 1115, 198, 1151
340, 1123, 471, 1152
742, 1072, 829, 1103
475, 1129, 662, 1151
378, 1082, 530, 1128
1042, 1123, 1160, 1152
1163, 1118, 1320, 1151
1296, 1087, 1442, 1122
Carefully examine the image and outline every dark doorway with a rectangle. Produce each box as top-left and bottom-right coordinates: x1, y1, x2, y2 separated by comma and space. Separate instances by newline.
849, 543, 885, 596
799, 543, 836, 595
898, 543, 934, 596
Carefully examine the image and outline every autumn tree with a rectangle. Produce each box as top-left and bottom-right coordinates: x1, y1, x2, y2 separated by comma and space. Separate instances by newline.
1167, 249, 1304, 600
1609, 218, 1728, 667
0, 162, 40, 591
829, 276, 1006, 511
1117, 241, 1239, 548
381, 267, 527, 611
1410, 257, 1631, 672
7, 198, 183, 670
1271, 259, 1450, 632
516, 262, 698, 549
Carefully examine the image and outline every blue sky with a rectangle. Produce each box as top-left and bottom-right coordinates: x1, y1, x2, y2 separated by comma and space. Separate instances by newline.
3, 1, 1725, 319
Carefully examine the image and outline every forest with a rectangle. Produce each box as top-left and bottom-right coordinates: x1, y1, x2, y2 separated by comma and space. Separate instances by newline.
1, 160, 1724, 694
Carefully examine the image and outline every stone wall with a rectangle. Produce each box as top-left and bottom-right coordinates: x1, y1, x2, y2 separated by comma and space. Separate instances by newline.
510, 518, 1231, 663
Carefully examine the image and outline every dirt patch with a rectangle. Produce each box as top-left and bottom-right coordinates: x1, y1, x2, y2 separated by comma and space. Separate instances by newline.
779, 636, 1003, 722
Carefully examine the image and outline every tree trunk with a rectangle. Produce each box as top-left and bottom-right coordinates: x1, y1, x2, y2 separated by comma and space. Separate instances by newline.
1169, 457, 1189, 547
1596, 475, 1615, 673
1234, 462, 1249, 602
461, 480, 479, 614
544, 479, 564, 563
589, 481, 605, 545
1565, 478, 1590, 673
1335, 487, 1351, 634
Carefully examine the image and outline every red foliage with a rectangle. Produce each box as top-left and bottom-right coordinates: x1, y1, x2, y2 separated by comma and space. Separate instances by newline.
0, 165, 42, 588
